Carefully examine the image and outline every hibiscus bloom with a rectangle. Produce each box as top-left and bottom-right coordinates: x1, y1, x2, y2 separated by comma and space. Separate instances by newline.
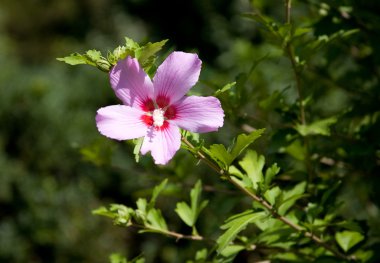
96, 51, 224, 164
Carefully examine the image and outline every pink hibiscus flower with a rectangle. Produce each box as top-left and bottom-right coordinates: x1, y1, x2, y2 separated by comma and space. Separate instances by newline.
96, 51, 224, 164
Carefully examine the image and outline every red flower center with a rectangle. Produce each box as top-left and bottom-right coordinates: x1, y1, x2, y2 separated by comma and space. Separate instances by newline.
140, 96, 177, 130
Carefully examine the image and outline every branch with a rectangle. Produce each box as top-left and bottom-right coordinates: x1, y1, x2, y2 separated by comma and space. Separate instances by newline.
131, 222, 206, 242
181, 136, 355, 261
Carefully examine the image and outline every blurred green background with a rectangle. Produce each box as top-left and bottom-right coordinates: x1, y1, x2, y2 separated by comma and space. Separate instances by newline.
0, 0, 379, 262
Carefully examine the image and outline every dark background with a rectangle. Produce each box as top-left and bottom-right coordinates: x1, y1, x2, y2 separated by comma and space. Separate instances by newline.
0, 0, 379, 262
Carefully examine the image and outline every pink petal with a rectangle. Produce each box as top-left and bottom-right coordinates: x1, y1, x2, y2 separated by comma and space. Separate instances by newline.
140, 123, 181, 165
172, 96, 224, 133
96, 105, 148, 140
153, 52, 201, 104
110, 57, 154, 108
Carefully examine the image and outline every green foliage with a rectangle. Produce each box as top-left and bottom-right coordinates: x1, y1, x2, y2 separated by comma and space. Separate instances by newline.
216, 211, 266, 254
335, 231, 365, 252
295, 116, 338, 136
2, 0, 380, 262
208, 129, 265, 170
109, 253, 145, 263
93, 179, 169, 234
57, 38, 167, 73
175, 180, 208, 233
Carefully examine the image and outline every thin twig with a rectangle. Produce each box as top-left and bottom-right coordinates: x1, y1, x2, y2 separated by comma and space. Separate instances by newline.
131, 223, 205, 242
182, 136, 355, 261
284, 0, 314, 183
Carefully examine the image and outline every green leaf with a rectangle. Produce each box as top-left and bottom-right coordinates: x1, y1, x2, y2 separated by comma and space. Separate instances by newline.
133, 137, 144, 163
135, 39, 168, 68
125, 37, 140, 49
57, 49, 111, 72
149, 178, 168, 210
217, 211, 265, 253
277, 181, 307, 215
239, 150, 265, 191
214, 82, 236, 97
264, 186, 281, 206
219, 245, 245, 257
175, 180, 208, 227
285, 139, 306, 161
147, 208, 168, 231
335, 231, 364, 252
208, 129, 265, 170
230, 129, 265, 160
109, 253, 127, 263
92, 206, 116, 218
295, 116, 338, 136
57, 53, 91, 65
195, 248, 208, 261
86, 49, 102, 61
306, 29, 359, 52
208, 144, 232, 170
264, 163, 280, 189
175, 202, 193, 227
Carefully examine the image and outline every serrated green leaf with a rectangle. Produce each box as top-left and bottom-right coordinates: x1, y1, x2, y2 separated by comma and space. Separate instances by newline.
335, 231, 364, 252
135, 39, 168, 67
217, 211, 265, 253
208, 144, 232, 170
230, 129, 265, 160
239, 150, 265, 191
264, 163, 280, 189
208, 129, 265, 170
147, 208, 168, 231
264, 186, 281, 206
277, 181, 307, 215
125, 37, 140, 49
295, 116, 338, 136
86, 49, 102, 61
57, 53, 90, 65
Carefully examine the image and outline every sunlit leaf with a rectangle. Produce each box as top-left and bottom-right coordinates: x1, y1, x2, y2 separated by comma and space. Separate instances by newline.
335, 231, 364, 252
214, 81, 236, 97
57, 53, 90, 65
295, 116, 338, 136
217, 211, 265, 253
208, 144, 232, 170
147, 208, 168, 231
175, 202, 193, 227
264, 163, 280, 189
277, 181, 307, 215
230, 129, 265, 160
239, 150, 264, 191
264, 186, 281, 206
175, 180, 208, 228
135, 39, 168, 68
